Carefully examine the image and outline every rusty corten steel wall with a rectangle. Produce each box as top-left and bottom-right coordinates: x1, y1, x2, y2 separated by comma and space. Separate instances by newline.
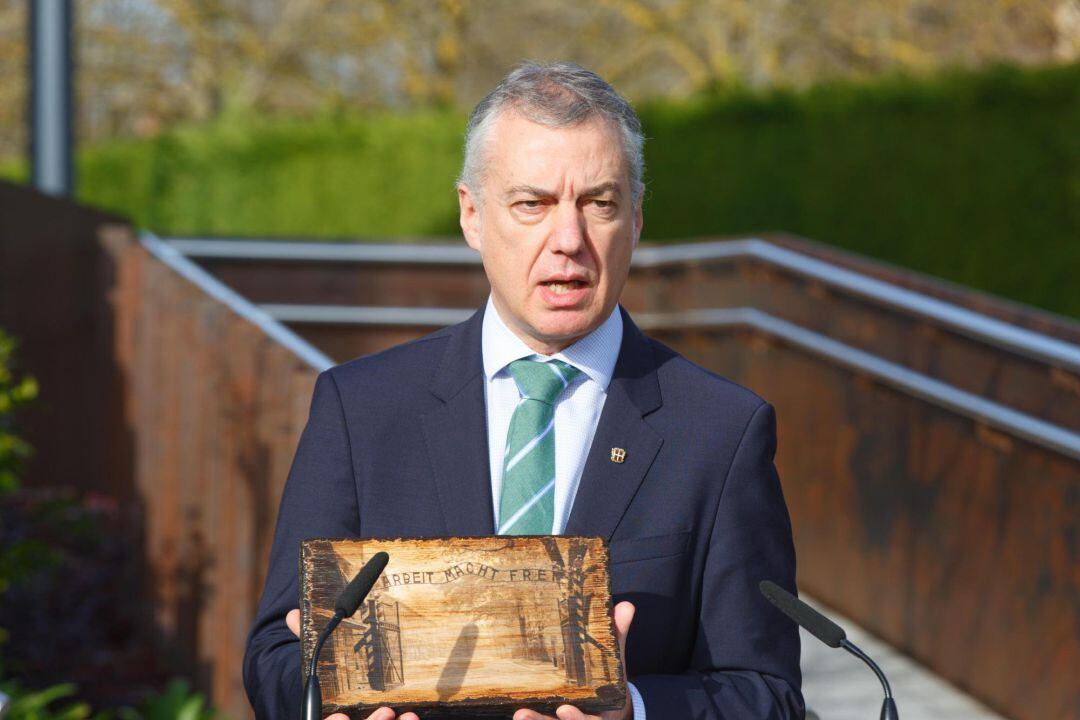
233, 253, 1080, 430
764, 231, 1080, 346
648, 327, 1079, 720
1, 182, 320, 719
222, 247, 1080, 720
207, 260, 492, 309
291, 323, 444, 363
100, 225, 318, 719
631, 261, 1080, 430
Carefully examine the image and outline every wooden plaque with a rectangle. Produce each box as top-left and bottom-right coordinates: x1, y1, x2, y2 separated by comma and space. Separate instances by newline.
300, 536, 624, 718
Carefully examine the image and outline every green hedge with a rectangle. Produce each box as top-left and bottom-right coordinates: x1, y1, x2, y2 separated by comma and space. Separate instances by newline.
6, 62, 1076, 316
75, 110, 467, 238
639, 63, 1080, 319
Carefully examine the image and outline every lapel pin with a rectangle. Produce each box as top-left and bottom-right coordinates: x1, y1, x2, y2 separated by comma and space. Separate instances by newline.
610, 447, 627, 464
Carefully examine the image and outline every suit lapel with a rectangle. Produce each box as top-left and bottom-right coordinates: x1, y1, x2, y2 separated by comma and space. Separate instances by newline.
564, 309, 663, 540
421, 307, 496, 536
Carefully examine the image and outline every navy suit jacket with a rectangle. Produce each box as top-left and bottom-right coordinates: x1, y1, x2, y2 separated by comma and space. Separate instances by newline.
243, 306, 803, 719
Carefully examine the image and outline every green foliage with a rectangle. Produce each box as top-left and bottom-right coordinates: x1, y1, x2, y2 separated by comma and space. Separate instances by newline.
0, 679, 217, 720
71, 61, 1080, 318
0, 160, 27, 185
0, 332, 37, 496
0, 682, 94, 720
0, 328, 37, 677
638, 62, 1080, 318
78, 109, 466, 238
117, 680, 216, 720
0, 335, 97, 720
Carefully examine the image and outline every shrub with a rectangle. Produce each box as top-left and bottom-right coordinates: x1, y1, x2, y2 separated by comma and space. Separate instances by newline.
68, 62, 1080, 318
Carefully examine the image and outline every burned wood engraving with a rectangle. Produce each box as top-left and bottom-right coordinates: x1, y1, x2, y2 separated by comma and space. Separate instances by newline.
300, 536, 623, 718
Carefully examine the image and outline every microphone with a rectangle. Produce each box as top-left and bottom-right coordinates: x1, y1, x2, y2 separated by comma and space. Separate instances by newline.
759, 580, 899, 720
303, 552, 390, 720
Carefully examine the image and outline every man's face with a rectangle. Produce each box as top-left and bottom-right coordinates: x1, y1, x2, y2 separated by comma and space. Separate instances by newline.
458, 111, 643, 355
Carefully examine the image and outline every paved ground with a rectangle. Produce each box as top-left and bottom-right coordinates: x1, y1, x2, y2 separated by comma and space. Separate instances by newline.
800, 597, 1009, 720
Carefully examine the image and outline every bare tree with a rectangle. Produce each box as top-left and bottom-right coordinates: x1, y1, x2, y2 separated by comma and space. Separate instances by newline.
0, 0, 1074, 161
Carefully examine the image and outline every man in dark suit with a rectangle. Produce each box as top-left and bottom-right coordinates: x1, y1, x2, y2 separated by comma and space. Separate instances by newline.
244, 62, 802, 720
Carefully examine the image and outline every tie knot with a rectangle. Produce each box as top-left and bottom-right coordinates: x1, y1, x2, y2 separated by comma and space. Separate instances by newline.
507, 359, 582, 405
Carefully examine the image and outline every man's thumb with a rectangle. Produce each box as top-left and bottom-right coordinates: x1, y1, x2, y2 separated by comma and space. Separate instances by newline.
286, 608, 301, 638
613, 601, 635, 649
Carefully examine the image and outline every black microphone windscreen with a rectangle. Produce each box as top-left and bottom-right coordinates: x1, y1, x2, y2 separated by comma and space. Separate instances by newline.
335, 552, 390, 618
759, 580, 846, 648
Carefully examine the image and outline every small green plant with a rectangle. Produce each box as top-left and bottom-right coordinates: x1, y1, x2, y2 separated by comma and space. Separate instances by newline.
117, 680, 217, 720
0, 328, 39, 674
0, 678, 219, 720
0, 331, 37, 497
0, 333, 89, 720
0, 682, 94, 720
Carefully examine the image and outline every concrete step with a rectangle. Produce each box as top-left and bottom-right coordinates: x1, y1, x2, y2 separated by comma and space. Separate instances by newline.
801, 596, 1009, 720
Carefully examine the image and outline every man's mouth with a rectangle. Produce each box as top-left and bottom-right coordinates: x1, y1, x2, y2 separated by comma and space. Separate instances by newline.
542, 280, 587, 295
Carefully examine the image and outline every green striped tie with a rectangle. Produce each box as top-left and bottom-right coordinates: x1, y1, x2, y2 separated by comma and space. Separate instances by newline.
498, 359, 582, 535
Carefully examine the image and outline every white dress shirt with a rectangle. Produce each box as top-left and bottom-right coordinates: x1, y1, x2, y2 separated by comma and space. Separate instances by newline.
481, 296, 647, 719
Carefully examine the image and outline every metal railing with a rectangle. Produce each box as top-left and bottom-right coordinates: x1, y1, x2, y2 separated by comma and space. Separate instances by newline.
144, 233, 334, 371
167, 236, 1080, 373
254, 300, 1080, 462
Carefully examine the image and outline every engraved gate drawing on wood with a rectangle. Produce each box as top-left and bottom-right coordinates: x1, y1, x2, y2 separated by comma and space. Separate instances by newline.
542, 537, 616, 687
357, 597, 405, 690
318, 556, 406, 696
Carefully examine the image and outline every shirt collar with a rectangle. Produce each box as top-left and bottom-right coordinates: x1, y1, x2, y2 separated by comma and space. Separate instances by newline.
481, 296, 623, 391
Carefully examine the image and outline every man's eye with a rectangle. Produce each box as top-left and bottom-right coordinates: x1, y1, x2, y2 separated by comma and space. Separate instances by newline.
515, 200, 545, 212
590, 199, 617, 213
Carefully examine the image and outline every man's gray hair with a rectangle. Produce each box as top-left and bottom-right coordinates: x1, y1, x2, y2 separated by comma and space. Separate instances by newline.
458, 61, 645, 204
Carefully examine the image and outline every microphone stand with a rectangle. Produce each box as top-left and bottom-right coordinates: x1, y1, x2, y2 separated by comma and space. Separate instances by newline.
840, 638, 899, 720
302, 551, 389, 720
304, 610, 346, 720
758, 580, 899, 720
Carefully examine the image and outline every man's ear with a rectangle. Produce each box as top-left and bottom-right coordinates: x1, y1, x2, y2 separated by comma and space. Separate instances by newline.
458, 183, 482, 252
632, 201, 644, 249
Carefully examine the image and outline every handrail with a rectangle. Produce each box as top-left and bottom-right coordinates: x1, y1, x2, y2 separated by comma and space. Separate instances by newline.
140, 232, 334, 372
639, 307, 1080, 462
166, 237, 479, 264
659, 239, 1080, 375
257, 301, 1080, 462
260, 304, 474, 327
165, 236, 1080, 374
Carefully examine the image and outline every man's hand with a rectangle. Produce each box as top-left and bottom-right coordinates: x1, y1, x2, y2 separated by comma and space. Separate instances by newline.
285, 609, 420, 720
512, 601, 636, 720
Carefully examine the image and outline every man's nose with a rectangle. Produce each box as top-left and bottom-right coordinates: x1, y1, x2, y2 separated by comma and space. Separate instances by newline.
548, 203, 586, 254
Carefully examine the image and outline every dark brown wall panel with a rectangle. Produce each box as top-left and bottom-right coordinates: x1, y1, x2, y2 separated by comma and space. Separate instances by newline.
102, 228, 319, 718
199, 250, 1080, 430
662, 328, 1079, 720
0, 182, 128, 498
